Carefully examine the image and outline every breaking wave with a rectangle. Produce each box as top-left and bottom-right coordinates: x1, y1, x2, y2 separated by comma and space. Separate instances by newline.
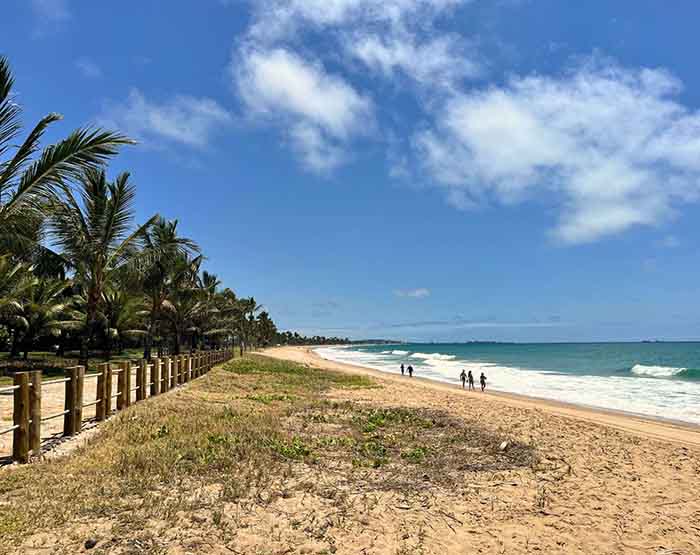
411, 352, 456, 361
630, 364, 693, 378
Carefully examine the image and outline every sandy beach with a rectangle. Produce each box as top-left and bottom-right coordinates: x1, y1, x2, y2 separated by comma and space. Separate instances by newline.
3, 350, 700, 554
256, 346, 700, 553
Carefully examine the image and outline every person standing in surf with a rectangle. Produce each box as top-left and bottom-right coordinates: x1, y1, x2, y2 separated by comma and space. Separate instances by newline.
408, 365, 414, 378
480, 372, 487, 392
460, 369, 467, 389
468, 370, 475, 391
400, 363, 405, 376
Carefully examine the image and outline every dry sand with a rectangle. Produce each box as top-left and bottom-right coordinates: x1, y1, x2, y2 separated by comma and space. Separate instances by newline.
256, 346, 700, 554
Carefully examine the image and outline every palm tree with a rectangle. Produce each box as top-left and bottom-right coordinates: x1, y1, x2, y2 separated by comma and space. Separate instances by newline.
0, 56, 132, 259
241, 297, 262, 351
0, 256, 36, 357
14, 278, 76, 360
256, 311, 277, 347
163, 254, 205, 355
139, 217, 199, 360
102, 287, 146, 360
49, 169, 157, 367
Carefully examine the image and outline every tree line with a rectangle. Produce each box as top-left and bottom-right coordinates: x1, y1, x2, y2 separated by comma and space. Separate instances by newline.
0, 56, 341, 368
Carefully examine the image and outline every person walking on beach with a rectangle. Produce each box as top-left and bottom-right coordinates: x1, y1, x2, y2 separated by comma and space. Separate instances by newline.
480, 372, 487, 392
408, 365, 414, 378
468, 370, 475, 391
460, 369, 467, 389
400, 363, 405, 376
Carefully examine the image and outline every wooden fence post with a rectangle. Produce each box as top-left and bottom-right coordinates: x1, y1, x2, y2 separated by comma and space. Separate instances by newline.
96, 364, 105, 421
125, 361, 132, 407
186, 355, 191, 382
177, 356, 182, 385
137, 360, 145, 401
160, 357, 167, 392
105, 363, 113, 416
165, 357, 175, 391
29, 371, 42, 455
74, 366, 84, 435
117, 363, 127, 411
151, 358, 160, 396
64, 367, 77, 436
13, 373, 30, 463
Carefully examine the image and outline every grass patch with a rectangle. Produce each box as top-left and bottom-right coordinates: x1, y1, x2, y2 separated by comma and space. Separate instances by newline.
0, 355, 536, 552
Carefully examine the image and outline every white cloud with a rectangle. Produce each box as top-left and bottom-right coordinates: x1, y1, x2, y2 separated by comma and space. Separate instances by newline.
32, 0, 70, 22
235, 47, 373, 172
289, 123, 346, 173
31, 0, 70, 35
416, 63, 700, 243
101, 89, 233, 148
247, 0, 465, 42
394, 288, 431, 298
232, 0, 472, 173
75, 58, 102, 78
347, 32, 479, 88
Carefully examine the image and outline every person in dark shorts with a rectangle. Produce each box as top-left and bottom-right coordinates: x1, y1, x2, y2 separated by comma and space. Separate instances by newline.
460, 369, 467, 389
467, 370, 475, 390
480, 372, 487, 392
408, 365, 414, 377
401, 363, 405, 376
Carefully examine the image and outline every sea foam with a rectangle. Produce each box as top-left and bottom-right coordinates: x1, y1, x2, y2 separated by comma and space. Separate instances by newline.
314, 346, 700, 425
411, 352, 456, 361
631, 364, 687, 378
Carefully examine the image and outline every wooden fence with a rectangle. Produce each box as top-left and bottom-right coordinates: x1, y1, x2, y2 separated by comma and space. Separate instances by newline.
0, 349, 233, 464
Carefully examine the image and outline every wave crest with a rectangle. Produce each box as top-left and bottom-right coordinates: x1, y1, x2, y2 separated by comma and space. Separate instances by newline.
631, 364, 686, 378
411, 352, 456, 361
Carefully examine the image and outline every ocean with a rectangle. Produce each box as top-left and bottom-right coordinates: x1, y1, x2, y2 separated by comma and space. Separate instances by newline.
314, 342, 700, 425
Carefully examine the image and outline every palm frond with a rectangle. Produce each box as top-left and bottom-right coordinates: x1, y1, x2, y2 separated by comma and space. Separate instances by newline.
12, 128, 134, 213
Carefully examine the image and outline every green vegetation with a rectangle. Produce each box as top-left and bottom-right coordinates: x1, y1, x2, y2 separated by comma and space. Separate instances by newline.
0, 55, 344, 376
0, 355, 536, 550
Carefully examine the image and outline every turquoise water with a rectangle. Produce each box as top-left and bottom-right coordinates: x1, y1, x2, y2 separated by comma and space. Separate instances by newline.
315, 342, 700, 424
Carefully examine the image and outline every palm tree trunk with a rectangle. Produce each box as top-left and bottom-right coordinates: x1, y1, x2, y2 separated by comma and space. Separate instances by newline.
81, 289, 99, 369
57, 331, 66, 357
173, 326, 181, 355
144, 316, 154, 361
10, 329, 20, 358
79, 333, 89, 369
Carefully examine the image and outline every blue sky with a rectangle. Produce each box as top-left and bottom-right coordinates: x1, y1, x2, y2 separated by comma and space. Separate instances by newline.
4, 0, 700, 342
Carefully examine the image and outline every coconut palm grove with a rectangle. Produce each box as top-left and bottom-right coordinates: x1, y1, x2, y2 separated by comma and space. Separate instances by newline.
0, 56, 347, 370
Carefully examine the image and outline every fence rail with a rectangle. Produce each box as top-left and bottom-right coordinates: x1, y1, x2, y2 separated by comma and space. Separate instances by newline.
1, 349, 233, 464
